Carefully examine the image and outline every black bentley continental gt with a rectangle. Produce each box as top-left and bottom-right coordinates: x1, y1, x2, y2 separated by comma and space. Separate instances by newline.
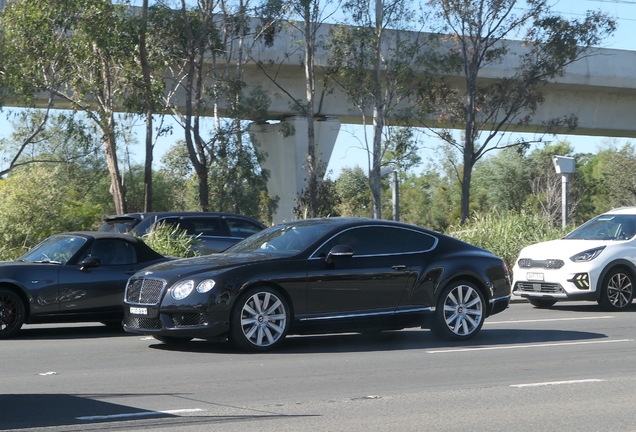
123, 218, 511, 351
0, 232, 169, 338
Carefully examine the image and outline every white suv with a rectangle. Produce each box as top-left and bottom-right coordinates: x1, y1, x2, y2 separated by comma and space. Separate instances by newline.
512, 207, 636, 310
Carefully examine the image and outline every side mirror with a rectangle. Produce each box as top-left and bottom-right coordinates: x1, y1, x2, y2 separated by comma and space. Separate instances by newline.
80, 256, 101, 271
325, 244, 354, 264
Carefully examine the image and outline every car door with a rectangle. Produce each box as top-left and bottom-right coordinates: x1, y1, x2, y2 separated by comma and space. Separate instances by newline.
57, 239, 140, 315
304, 226, 416, 318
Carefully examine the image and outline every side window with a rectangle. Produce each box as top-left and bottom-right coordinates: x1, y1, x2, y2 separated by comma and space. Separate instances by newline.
85, 240, 137, 266
226, 218, 264, 239
187, 218, 224, 236
403, 230, 437, 253
314, 227, 403, 257
162, 218, 225, 237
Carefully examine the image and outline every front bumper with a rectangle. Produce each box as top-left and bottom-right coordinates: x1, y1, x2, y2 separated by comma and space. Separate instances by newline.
123, 304, 229, 339
512, 266, 601, 302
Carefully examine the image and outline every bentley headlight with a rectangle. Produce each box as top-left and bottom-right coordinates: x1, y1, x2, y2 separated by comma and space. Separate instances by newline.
196, 279, 216, 293
171, 280, 195, 300
570, 246, 606, 262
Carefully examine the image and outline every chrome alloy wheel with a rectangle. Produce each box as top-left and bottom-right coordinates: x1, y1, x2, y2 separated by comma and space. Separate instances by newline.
606, 271, 633, 309
239, 290, 288, 348
442, 284, 484, 336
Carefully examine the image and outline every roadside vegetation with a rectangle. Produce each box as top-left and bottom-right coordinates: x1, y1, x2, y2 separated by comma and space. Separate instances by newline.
0, 0, 630, 263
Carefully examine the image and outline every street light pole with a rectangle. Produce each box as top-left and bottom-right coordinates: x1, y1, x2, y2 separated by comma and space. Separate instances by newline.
381, 167, 399, 221
552, 156, 576, 228
391, 170, 399, 221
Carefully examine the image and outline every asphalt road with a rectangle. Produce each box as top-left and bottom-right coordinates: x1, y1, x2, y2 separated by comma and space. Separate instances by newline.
2, 300, 636, 432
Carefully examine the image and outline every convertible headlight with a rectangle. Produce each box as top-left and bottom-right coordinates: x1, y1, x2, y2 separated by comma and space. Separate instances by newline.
570, 246, 606, 262
196, 279, 216, 293
171, 280, 195, 300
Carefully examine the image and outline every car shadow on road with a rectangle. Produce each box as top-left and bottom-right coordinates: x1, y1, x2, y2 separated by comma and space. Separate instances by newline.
147, 327, 608, 355
10, 324, 130, 340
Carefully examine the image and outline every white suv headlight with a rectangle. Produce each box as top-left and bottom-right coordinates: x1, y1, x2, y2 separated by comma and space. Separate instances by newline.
570, 246, 606, 262
171, 280, 195, 300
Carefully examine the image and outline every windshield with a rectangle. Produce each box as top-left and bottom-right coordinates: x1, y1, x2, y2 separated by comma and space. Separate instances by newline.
227, 221, 333, 255
565, 214, 636, 241
19, 235, 87, 264
99, 219, 137, 233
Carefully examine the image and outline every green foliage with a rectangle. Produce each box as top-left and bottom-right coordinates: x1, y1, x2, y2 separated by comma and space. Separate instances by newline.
334, 166, 372, 217
448, 211, 570, 273
0, 165, 103, 260
141, 222, 201, 258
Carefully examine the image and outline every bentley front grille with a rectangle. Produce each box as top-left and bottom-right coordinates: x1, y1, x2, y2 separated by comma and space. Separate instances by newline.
125, 278, 166, 305
124, 315, 162, 330
170, 313, 206, 327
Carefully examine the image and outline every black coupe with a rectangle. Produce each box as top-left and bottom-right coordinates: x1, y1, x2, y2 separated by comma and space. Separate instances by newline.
123, 218, 511, 351
0, 232, 169, 338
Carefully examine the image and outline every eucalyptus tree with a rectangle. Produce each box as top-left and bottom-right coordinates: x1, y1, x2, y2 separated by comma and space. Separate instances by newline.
1, 0, 141, 214
149, 0, 272, 212
423, 0, 615, 224
254, 0, 342, 218
326, 0, 438, 219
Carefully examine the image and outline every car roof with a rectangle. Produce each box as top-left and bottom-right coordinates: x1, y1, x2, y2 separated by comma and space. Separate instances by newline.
605, 207, 636, 215
102, 212, 266, 226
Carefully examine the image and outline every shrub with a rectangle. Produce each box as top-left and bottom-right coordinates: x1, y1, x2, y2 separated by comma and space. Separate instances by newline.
141, 222, 201, 258
447, 211, 570, 275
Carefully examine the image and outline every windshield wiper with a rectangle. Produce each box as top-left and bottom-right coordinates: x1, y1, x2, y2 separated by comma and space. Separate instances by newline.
31, 260, 63, 264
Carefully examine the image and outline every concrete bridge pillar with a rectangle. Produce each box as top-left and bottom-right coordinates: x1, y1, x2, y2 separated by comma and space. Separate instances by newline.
249, 116, 341, 224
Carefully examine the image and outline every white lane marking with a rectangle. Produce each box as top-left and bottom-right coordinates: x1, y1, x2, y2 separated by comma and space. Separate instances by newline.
426, 338, 633, 354
486, 316, 614, 325
77, 408, 204, 421
511, 379, 603, 388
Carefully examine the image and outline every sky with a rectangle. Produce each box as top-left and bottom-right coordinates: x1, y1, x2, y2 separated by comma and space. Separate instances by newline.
2, 0, 636, 178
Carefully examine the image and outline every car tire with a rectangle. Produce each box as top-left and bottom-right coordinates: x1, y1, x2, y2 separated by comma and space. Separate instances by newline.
528, 298, 557, 309
598, 268, 634, 311
153, 336, 193, 344
230, 286, 290, 352
431, 281, 485, 341
0, 288, 25, 339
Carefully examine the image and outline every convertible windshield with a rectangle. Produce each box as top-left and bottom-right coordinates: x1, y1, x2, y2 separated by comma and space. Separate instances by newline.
565, 214, 636, 241
227, 221, 333, 255
19, 235, 87, 264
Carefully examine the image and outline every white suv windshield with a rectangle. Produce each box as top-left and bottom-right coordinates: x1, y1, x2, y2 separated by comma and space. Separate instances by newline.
565, 214, 636, 241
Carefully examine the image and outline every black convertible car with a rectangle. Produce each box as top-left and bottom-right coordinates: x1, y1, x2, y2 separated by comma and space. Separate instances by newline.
123, 218, 511, 351
0, 232, 169, 338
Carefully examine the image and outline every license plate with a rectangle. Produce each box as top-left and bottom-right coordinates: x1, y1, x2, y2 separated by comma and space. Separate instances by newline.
527, 272, 544, 281
130, 307, 148, 315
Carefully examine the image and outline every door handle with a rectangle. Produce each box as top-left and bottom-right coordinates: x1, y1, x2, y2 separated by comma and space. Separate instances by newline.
391, 265, 407, 270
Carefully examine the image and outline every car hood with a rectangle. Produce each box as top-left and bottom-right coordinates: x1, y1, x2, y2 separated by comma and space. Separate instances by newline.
136, 252, 281, 279
517, 238, 616, 259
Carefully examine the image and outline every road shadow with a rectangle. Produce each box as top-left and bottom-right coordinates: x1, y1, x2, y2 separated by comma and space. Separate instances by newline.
147, 327, 608, 355
0, 393, 309, 431
515, 300, 636, 313
10, 323, 131, 341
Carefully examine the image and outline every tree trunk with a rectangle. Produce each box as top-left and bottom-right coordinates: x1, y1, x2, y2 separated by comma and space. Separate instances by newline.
140, 0, 153, 212
371, 0, 383, 219
103, 126, 127, 214
303, 1, 318, 218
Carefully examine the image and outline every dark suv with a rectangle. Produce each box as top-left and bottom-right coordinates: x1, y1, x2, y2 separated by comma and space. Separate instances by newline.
99, 212, 267, 254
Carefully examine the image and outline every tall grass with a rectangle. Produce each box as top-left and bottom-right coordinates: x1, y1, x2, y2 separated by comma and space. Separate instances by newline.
142, 223, 201, 258
447, 211, 570, 273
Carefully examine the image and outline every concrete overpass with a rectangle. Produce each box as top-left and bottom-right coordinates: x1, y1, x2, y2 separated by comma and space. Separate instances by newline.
226, 22, 636, 222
